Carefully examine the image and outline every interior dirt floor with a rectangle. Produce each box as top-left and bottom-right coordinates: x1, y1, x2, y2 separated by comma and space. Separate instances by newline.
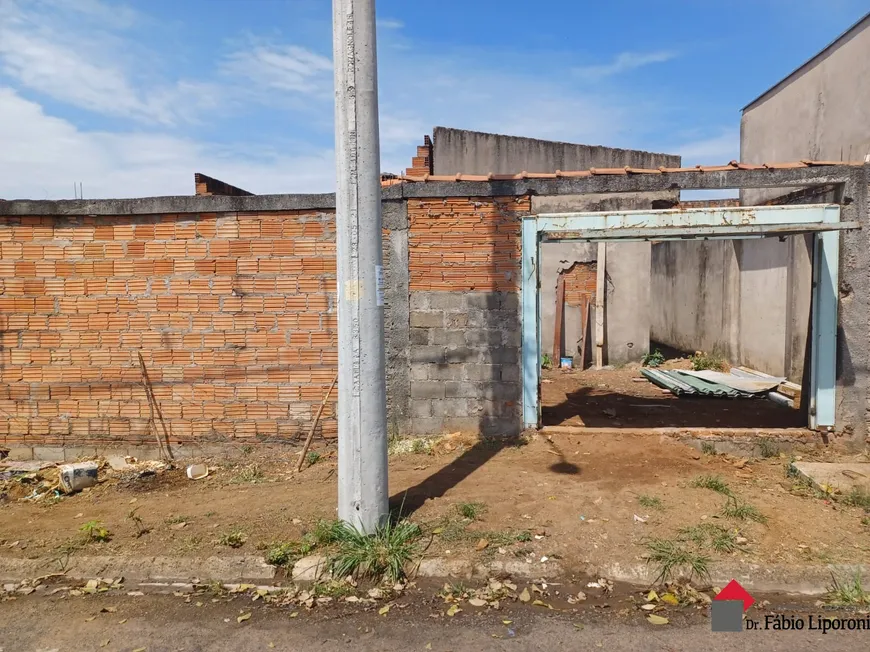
2, 432, 868, 575
541, 364, 807, 429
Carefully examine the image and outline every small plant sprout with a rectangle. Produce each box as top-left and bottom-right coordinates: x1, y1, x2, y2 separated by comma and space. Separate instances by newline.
638, 495, 664, 510
126, 508, 149, 538
218, 529, 248, 549
80, 520, 112, 543
306, 451, 322, 466
701, 442, 717, 456
641, 349, 665, 368
457, 502, 486, 521
757, 439, 778, 459
691, 475, 733, 496
541, 353, 553, 370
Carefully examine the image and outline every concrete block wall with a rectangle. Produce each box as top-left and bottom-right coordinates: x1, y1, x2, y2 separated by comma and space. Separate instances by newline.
406, 195, 530, 435
0, 210, 339, 446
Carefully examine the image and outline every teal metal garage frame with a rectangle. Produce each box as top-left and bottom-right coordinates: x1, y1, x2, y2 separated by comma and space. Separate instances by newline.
521, 204, 855, 431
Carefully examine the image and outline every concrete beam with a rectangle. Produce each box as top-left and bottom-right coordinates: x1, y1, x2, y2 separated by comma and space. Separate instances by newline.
0, 193, 336, 216
1, 165, 865, 216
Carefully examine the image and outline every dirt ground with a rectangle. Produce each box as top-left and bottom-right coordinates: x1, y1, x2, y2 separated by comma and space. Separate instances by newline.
541, 363, 807, 429
2, 431, 868, 575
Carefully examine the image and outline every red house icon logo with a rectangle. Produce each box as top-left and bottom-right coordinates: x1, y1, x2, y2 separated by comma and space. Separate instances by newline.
714, 579, 755, 611
711, 580, 754, 632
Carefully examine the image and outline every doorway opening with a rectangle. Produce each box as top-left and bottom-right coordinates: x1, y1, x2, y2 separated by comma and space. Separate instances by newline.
521, 204, 851, 433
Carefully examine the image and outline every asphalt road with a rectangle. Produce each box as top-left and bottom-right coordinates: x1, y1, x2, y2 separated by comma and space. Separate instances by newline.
1, 593, 865, 652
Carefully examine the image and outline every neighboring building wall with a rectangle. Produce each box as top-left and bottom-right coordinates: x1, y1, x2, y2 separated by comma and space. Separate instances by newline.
733, 14, 870, 379
649, 235, 812, 381
431, 127, 679, 174
407, 196, 528, 436
741, 14, 870, 207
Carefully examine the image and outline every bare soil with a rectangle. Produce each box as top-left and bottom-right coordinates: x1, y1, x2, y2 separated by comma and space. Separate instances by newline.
2, 432, 868, 574
541, 364, 806, 429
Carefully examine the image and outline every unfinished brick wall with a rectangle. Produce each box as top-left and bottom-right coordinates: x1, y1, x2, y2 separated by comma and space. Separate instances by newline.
407, 196, 530, 435
562, 262, 597, 306
0, 211, 338, 446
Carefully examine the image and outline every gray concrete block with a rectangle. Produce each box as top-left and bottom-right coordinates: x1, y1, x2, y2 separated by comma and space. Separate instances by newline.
432, 398, 471, 418
428, 364, 462, 381
63, 447, 100, 461
428, 293, 465, 311
32, 447, 65, 462
410, 381, 445, 400
500, 292, 520, 312
431, 330, 467, 347
412, 417, 444, 435
480, 417, 521, 436
464, 364, 501, 381
6, 447, 34, 461
500, 365, 520, 382
410, 328, 430, 345
479, 347, 519, 365
502, 329, 522, 348
410, 312, 443, 328
410, 346, 446, 364
467, 310, 518, 329
410, 400, 434, 419
445, 347, 476, 363
465, 330, 503, 346
409, 293, 429, 311
465, 293, 500, 310
444, 382, 462, 398
442, 417, 480, 432
409, 366, 430, 381
445, 313, 468, 328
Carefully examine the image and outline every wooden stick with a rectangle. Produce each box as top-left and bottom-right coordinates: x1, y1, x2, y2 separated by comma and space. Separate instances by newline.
579, 295, 590, 371
138, 352, 174, 461
297, 374, 338, 472
553, 274, 565, 364
594, 243, 606, 369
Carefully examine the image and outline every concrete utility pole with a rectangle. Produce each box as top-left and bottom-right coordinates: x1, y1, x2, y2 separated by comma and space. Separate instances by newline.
332, 0, 389, 533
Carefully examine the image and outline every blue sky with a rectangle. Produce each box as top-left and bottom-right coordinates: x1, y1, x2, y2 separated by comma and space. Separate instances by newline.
0, 0, 867, 199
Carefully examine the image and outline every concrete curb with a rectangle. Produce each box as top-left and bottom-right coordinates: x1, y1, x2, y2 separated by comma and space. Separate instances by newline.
1, 554, 866, 596
597, 561, 870, 595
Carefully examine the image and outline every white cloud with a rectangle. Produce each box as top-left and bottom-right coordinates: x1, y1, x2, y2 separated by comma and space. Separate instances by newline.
573, 51, 677, 82
0, 89, 335, 199
221, 43, 333, 96
377, 19, 404, 30
0, 0, 224, 125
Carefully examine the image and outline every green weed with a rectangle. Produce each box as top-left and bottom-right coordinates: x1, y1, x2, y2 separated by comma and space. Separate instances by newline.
233, 463, 265, 484
306, 451, 322, 466
690, 351, 725, 372
217, 529, 247, 548
826, 572, 870, 606
645, 538, 711, 584
541, 353, 553, 370
678, 523, 741, 553
638, 495, 664, 510
721, 495, 768, 524
691, 475, 733, 496
457, 502, 487, 521
701, 442, 717, 456
757, 439, 779, 459
328, 519, 422, 583
641, 349, 665, 368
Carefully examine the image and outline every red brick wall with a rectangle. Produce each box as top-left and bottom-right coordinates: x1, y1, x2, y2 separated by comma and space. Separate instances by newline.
562, 262, 597, 306
408, 196, 531, 292
0, 211, 338, 446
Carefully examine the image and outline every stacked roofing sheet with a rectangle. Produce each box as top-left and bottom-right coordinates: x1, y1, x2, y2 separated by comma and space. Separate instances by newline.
640, 369, 780, 398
